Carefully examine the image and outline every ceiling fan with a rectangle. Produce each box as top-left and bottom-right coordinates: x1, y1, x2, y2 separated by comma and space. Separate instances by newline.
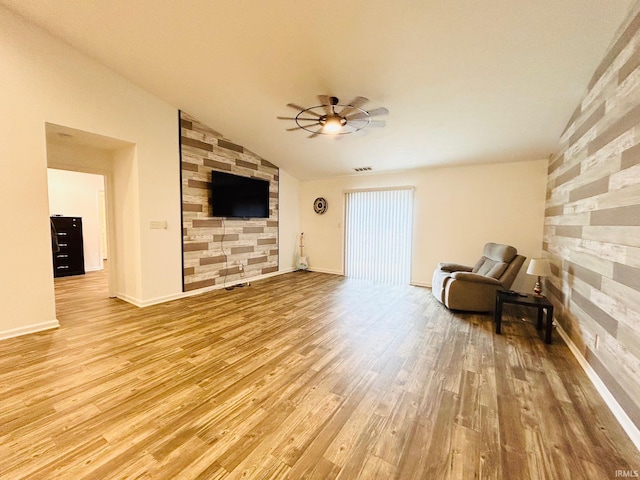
278, 95, 389, 138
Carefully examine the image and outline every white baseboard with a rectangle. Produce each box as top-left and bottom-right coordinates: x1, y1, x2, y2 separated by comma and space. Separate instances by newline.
114, 292, 156, 308
177, 270, 287, 302
555, 323, 640, 452
0, 320, 60, 341
116, 289, 214, 307
118, 268, 299, 307
307, 267, 343, 275
411, 280, 431, 288
278, 267, 297, 274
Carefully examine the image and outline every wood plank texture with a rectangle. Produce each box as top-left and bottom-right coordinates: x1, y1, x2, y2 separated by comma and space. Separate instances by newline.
181, 111, 279, 291
545, 5, 640, 432
0, 269, 637, 479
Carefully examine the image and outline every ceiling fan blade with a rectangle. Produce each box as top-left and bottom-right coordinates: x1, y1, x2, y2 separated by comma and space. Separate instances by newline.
286, 121, 319, 130
287, 103, 322, 117
308, 130, 322, 138
345, 107, 389, 122
287, 103, 305, 111
317, 95, 333, 115
338, 96, 369, 117
366, 107, 389, 117
369, 120, 386, 127
350, 96, 369, 108
287, 124, 316, 131
345, 112, 369, 121
277, 116, 319, 121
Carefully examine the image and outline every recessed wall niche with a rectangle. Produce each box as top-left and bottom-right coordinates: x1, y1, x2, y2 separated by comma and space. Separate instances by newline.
180, 111, 279, 291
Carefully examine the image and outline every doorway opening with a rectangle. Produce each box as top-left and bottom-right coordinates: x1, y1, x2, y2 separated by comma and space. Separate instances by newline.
45, 122, 133, 307
48, 169, 108, 274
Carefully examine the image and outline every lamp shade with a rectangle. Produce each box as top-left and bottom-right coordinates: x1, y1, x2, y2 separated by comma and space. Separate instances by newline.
526, 258, 551, 277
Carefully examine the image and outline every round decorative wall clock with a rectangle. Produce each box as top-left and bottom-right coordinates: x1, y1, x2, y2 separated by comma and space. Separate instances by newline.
313, 197, 328, 214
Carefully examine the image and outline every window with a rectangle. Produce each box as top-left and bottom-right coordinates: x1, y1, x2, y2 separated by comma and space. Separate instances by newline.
344, 188, 413, 284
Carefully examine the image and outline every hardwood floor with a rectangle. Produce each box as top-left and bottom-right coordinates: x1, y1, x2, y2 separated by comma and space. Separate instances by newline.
0, 269, 637, 479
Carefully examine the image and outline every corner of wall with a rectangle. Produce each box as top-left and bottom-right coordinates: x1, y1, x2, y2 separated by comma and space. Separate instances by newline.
179, 112, 280, 291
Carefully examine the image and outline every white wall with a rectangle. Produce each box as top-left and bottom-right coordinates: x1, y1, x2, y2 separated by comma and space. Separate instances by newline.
0, 5, 302, 337
277, 169, 301, 272
0, 6, 182, 336
48, 169, 105, 272
299, 159, 549, 290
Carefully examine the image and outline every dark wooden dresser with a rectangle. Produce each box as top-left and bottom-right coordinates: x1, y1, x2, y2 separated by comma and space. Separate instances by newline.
51, 216, 85, 277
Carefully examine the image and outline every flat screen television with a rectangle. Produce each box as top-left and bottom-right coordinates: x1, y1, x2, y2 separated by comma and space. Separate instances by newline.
210, 170, 270, 218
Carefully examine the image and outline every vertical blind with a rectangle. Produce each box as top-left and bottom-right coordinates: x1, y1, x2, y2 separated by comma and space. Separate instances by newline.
344, 188, 413, 285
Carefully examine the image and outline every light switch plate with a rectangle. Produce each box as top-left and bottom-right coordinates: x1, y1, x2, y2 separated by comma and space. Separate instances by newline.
149, 220, 167, 229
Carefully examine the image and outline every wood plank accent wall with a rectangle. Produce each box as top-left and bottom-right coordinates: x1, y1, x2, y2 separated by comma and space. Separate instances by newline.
544, 7, 640, 431
180, 111, 279, 291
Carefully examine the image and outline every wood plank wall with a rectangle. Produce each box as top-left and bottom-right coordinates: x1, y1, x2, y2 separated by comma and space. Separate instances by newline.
180, 112, 279, 291
544, 6, 640, 432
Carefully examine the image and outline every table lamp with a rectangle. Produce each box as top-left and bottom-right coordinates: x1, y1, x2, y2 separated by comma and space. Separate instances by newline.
526, 259, 551, 296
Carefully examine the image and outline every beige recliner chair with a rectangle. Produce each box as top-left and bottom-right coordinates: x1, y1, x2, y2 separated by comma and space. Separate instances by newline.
432, 243, 526, 312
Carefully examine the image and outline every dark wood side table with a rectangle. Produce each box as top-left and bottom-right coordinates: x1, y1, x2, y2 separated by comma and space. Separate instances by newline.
495, 290, 554, 344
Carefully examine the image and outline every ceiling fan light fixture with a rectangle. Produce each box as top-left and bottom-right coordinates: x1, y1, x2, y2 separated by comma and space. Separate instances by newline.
280, 95, 388, 138
322, 115, 346, 134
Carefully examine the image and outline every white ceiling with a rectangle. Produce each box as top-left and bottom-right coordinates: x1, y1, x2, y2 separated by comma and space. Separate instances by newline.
3, 0, 635, 180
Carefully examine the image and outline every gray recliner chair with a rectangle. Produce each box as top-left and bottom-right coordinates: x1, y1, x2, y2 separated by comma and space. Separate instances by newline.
432, 243, 526, 312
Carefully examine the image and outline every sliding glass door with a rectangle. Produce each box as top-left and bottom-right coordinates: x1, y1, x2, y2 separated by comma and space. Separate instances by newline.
344, 188, 413, 284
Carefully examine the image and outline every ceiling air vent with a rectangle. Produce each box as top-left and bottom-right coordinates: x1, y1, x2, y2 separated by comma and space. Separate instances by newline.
354, 166, 373, 172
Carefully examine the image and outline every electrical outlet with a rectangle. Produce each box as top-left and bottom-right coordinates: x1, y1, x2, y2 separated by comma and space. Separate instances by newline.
239, 263, 244, 271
